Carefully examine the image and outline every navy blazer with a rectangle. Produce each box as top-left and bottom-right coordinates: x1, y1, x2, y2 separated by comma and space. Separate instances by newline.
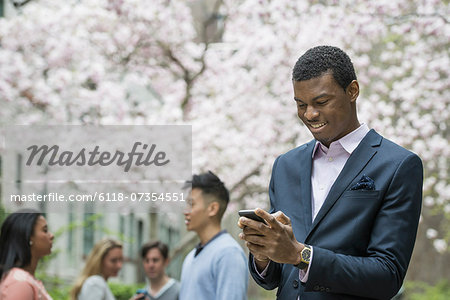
249, 130, 423, 299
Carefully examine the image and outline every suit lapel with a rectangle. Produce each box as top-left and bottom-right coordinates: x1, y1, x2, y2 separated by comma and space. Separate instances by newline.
305, 130, 382, 241
297, 141, 315, 233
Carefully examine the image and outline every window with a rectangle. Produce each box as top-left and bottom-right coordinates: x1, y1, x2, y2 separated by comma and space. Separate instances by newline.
83, 206, 96, 256
128, 213, 135, 256
119, 214, 125, 237
83, 215, 95, 256
137, 219, 144, 251
67, 209, 75, 256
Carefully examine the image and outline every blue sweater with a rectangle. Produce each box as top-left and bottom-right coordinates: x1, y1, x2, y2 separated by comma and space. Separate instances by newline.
179, 232, 248, 300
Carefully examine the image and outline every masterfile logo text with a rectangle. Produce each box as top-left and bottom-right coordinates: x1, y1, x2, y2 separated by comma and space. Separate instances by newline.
1, 125, 192, 213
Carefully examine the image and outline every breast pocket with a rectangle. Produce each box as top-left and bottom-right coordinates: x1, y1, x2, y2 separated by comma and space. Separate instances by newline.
337, 190, 381, 217
331, 190, 381, 252
342, 190, 380, 199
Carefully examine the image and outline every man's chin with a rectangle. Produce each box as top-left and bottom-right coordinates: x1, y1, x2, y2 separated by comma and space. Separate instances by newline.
312, 134, 330, 146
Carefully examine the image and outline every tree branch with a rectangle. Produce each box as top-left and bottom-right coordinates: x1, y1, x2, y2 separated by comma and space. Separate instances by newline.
10, 0, 33, 8
170, 231, 198, 261
229, 163, 263, 194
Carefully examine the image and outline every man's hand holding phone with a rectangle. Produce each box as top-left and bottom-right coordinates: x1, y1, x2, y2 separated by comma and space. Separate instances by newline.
238, 208, 305, 271
238, 209, 271, 270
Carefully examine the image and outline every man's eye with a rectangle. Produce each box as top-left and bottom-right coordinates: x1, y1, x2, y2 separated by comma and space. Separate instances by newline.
317, 100, 328, 105
297, 103, 306, 108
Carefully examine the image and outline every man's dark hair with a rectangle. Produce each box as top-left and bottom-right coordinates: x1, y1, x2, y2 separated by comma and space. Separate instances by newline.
140, 241, 169, 260
292, 45, 357, 90
186, 171, 230, 219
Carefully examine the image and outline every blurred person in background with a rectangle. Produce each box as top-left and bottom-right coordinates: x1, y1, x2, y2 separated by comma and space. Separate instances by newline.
71, 238, 123, 300
179, 171, 248, 300
0, 209, 54, 300
132, 241, 179, 300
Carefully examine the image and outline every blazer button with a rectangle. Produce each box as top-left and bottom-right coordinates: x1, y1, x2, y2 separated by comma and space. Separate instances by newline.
325, 287, 331, 292
320, 286, 326, 292
293, 280, 299, 288
313, 285, 320, 291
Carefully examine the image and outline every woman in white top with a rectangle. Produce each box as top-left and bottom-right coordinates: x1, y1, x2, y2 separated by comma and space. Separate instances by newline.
71, 239, 123, 300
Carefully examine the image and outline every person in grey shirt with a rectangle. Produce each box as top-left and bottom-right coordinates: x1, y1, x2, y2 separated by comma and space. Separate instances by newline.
133, 241, 179, 300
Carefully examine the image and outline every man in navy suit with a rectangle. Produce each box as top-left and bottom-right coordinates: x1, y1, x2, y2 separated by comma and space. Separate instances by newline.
238, 46, 423, 299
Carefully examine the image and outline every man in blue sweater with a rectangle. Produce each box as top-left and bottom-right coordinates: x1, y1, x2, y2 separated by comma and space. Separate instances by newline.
179, 171, 248, 300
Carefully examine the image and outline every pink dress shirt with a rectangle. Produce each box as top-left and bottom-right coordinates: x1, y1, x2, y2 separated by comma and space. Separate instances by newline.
302, 123, 370, 280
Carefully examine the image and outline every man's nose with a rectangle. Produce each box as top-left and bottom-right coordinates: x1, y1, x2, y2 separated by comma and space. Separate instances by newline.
304, 106, 319, 120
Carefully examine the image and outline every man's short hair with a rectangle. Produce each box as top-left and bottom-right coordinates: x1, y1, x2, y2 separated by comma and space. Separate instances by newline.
140, 241, 169, 260
292, 45, 357, 90
187, 171, 230, 220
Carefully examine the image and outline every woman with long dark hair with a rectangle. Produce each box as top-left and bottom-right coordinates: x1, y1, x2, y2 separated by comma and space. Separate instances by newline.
0, 209, 54, 299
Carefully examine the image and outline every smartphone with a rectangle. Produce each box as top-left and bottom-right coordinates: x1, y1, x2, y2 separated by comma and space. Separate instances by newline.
238, 209, 265, 223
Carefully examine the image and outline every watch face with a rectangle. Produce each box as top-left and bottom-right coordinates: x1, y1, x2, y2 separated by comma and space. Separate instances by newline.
301, 248, 311, 261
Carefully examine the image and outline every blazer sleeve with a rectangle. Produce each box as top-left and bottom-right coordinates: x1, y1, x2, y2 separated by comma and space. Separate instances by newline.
305, 153, 423, 299
248, 156, 284, 290
248, 253, 283, 290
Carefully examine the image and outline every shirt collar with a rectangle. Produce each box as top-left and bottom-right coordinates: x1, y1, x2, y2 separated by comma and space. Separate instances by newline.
312, 123, 370, 158
194, 230, 227, 257
148, 278, 175, 298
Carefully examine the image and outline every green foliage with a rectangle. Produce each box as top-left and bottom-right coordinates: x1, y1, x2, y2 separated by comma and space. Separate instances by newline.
34, 272, 70, 300
405, 280, 450, 300
47, 284, 71, 300
33, 273, 143, 300
248, 287, 277, 300
0, 204, 6, 225
109, 282, 144, 300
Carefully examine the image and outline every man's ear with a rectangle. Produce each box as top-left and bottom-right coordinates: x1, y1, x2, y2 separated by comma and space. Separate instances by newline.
346, 80, 359, 103
164, 257, 171, 267
207, 201, 220, 218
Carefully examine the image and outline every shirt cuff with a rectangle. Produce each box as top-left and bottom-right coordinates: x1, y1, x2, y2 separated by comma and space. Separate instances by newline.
299, 246, 313, 283
253, 257, 271, 278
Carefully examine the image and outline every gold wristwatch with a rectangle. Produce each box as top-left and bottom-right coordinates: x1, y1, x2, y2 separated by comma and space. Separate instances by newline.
294, 245, 311, 270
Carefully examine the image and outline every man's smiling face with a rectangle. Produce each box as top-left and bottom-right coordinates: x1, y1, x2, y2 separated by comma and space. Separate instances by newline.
293, 72, 360, 147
